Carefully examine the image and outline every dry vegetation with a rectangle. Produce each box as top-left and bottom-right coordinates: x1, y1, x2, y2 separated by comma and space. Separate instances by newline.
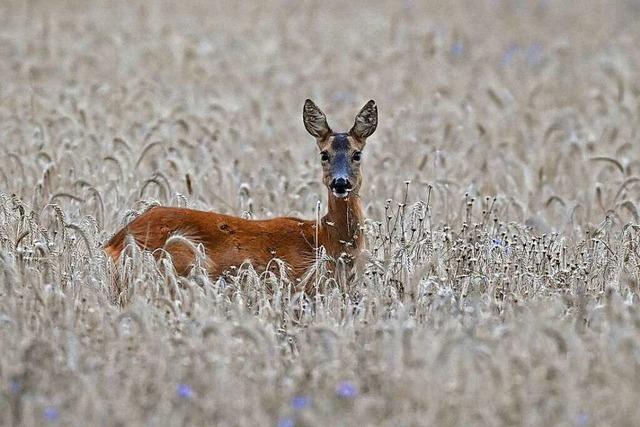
2, 0, 640, 425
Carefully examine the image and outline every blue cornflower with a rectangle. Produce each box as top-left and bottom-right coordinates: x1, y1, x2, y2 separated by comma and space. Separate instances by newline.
525, 42, 543, 66
501, 43, 519, 66
577, 413, 589, 427
450, 41, 464, 58
177, 383, 194, 399
9, 380, 21, 394
491, 239, 511, 254
336, 381, 358, 399
277, 416, 295, 427
291, 395, 311, 410
43, 406, 59, 422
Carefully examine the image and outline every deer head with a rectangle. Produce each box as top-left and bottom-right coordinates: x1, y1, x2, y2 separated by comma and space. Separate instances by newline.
303, 99, 377, 199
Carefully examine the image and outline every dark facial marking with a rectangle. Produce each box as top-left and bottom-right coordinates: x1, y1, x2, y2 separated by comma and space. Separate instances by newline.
331, 133, 350, 151
329, 134, 351, 180
332, 151, 350, 178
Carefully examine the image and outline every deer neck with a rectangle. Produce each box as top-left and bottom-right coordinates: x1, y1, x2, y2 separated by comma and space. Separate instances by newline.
319, 191, 365, 259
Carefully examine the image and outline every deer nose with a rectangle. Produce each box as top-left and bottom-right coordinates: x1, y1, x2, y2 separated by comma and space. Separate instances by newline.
330, 177, 352, 194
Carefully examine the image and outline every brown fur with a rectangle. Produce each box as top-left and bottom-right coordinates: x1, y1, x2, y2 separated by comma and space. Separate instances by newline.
104, 195, 364, 289
105, 100, 376, 291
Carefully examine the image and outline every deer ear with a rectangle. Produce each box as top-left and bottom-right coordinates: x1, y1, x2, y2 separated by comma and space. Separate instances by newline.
303, 99, 332, 139
350, 100, 377, 140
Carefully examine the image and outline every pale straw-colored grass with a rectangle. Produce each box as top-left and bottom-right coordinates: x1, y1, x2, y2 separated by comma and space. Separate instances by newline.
1, 1, 640, 425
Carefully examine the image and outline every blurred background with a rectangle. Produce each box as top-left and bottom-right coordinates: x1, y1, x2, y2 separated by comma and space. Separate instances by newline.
2, 2, 640, 425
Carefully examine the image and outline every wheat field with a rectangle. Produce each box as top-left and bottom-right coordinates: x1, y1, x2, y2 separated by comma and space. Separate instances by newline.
1, 1, 640, 426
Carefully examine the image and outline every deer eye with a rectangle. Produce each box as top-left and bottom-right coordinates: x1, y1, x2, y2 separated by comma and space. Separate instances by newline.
352, 151, 362, 162
320, 151, 330, 162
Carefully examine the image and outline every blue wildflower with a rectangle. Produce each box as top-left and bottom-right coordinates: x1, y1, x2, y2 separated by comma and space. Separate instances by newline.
577, 413, 589, 427
450, 41, 464, 58
525, 42, 543, 66
277, 416, 295, 427
43, 406, 59, 422
177, 383, 194, 399
291, 395, 311, 410
9, 380, 21, 394
491, 239, 511, 255
501, 43, 519, 66
336, 381, 358, 399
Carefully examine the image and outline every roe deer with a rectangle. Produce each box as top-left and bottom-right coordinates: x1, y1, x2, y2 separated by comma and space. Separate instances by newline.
105, 99, 378, 291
